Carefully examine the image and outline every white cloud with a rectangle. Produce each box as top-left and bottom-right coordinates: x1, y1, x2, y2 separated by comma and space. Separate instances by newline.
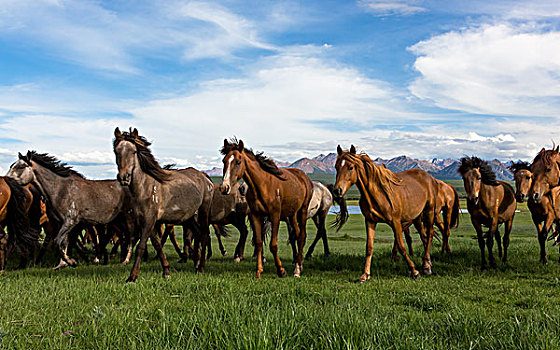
359, 0, 426, 16
409, 23, 560, 117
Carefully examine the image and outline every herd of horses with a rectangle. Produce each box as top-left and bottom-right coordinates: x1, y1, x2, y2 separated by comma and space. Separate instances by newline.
0, 127, 558, 282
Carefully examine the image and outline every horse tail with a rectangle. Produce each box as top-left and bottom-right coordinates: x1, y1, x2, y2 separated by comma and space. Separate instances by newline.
450, 186, 460, 229
214, 223, 230, 237
327, 184, 349, 232
4, 178, 40, 253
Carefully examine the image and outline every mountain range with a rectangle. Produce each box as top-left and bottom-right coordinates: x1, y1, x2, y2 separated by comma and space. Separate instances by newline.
205, 153, 515, 180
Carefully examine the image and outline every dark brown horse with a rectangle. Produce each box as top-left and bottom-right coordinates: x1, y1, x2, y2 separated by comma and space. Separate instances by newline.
333, 145, 439, 281
0, 177, 40, 271
114, 128, 214, 282
459, 157, 516, 269
511, 161, 560, 264
219, 139, 313, 278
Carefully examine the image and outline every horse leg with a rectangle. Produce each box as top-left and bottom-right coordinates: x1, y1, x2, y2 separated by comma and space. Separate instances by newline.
472, 218, 487, 270
195, 216, 211, 274
181, 223, 194, 262
503, 218, 513, 264
393, 220, 420, 279
357, 220, 377, 282
486, 218, 498, 269
233, 217, 248, 262
36, 222, 55, 264
0, 226, 6, 272
421, 212, 435, 275
391, 237, 399, 262
250, 214, 265, 279
206, 230, 213, 261
284, 218, 297, 264
319, 211, 330, 256
305, 216, 322, 260
435, 211, 449, 255
54, 223, 79, 270
166, 225, 187, 262
269, 214, 286, 277
149, 234, 170, 278
494, 229, 502, 259
126, 219, 156, 283
214, 225, 227, 256
294, 208, 307, 278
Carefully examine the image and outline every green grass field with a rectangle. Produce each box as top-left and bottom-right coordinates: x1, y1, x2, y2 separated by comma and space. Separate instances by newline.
2, 201, 560, 349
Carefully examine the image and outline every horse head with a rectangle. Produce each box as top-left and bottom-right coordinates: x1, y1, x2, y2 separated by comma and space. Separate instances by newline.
530, 147, 560, 203
333, 145, 358, 198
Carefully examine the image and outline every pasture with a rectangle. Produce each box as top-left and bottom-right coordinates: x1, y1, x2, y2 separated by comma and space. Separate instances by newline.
2, 190, 560, 349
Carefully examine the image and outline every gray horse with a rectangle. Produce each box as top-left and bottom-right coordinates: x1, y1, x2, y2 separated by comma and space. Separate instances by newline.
113, 128, 214, 282
6, 151, 139, 270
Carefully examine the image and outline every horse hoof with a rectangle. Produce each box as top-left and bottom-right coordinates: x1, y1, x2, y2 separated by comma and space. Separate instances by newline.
233, 257, 243, 263
125, 276, 137, 283
293, 263, 303, 278
93, 257, 100, 264
490, 262, 497, 269
221, 251, 227, 257
355, 274, 370, 283
162, 274, 170, 279
423, 268, 432, 275
53, 261, 68, 271
410, 271, 421, 280
391, 255, 399, 263
255, 271, 262, 279
277, 268, 286, 277
305, 255, 311, 261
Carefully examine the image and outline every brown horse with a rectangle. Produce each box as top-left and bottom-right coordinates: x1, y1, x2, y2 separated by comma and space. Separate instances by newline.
510, 161, 560, 264
393, 179, 460, 260
333, 145, 439, 281
219, 139, 313, 278
530, 147, 560, 204
458, 157, 516, 269
0, 177, 40, 271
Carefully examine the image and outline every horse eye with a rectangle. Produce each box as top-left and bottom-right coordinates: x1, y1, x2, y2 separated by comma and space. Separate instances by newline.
526, 176, 531, 180
348, 166, 354, 170
236, 160, 241, 165
546, 168, 551, 173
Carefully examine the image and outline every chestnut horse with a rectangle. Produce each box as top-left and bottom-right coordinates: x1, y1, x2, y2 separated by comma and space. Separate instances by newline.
529, 147, 560, 204
393, 179, 460, 260
333, 145, 439, 281
114, 128, 214, 282
510, 161, 560, 263
219, 139, 313, 278
458, 157, 516, 269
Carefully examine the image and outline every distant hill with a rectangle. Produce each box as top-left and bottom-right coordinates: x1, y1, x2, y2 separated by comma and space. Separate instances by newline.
204, 153, 514, 180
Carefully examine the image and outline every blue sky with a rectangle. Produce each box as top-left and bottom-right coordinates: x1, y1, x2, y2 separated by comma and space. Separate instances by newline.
1, 0, 560, 178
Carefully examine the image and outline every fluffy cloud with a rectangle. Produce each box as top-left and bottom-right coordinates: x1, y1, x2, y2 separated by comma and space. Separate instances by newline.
408, 23, 560, 117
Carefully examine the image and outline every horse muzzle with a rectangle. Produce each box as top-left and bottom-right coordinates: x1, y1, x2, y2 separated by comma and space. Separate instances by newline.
468, 196, 479, 206
532, 192, 542, 203
333, 187, 344, 198
117, 173, 132, 186
516, 193, 526, 203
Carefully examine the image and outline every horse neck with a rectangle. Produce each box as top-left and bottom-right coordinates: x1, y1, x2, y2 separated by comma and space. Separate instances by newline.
31, 162, 75, 209
242, 156, 274, 203
354, 163, 391, 218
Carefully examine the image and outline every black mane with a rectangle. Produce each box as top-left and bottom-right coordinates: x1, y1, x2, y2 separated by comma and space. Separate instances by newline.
508, 161, 531, 175
114, 130, 171, 183
458, 156, 499, 186
26, 151, 85, 178
221, 138, 285, 180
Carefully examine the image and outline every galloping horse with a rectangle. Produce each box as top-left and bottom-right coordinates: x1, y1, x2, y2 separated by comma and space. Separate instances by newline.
458, 157, 516, 269
0, 177, 40, 271
510, 161, 560, 263
219, 139, 313, 278
113, 128, 214, 282
333, 145, 439, 281
7, 151, 131, 270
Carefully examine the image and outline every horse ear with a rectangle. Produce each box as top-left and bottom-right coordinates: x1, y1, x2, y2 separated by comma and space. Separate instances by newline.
26, 150, 32, 161
114, 127, 122, 139
350, 145, 357, 154
223, 139, 229, 148
555, 145, 559, 153
18, 152, 23, 159
131, 128, 139, 138
239, 140, 244, 152
337, 145, 343, 156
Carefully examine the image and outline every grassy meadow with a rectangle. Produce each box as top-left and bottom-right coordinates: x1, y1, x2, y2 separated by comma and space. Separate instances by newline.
1, 179, 560, 349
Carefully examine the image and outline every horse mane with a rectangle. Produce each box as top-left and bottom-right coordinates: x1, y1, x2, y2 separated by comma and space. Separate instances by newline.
221, 138, 285, 180
532, 148, 558, 167
508, 161, 531, 175
26, 151, 85, 179
341, 151, 402, 208
114, 130, 171, 183
163, 163, 177, 170
458, 156, 499, 186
